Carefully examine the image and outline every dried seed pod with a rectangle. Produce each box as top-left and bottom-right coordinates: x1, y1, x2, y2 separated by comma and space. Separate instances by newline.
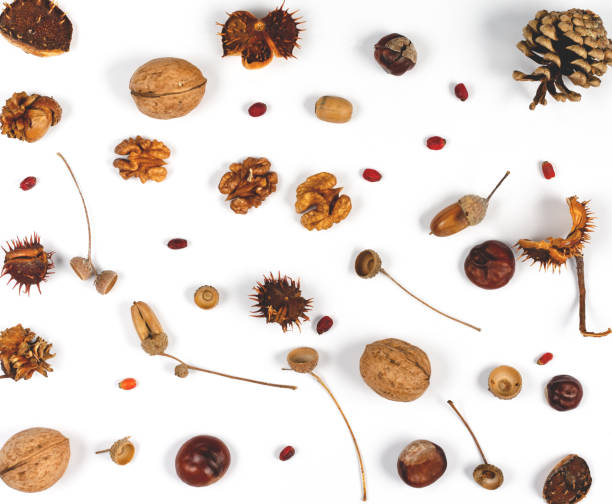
1, 92, 62, 142
488, 365, 522, 400
354, 249, 480, 331
360, 338, 430, 402
2, 234, 53, 294
96, 437, 135, 466
315, 96, 353, 123
194, 286, 219, 309
287, 347, 319, 373
543, 455, 591, 504
374, 33, 417, 75
0, 427, 70, 492
0, 324, 54, 381
430, 171, 510, 237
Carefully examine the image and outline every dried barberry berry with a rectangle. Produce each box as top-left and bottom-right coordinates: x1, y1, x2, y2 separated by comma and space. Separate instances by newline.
426, 136, 446, 150
118, 378, 137, 390
541, 161, 555, 179
454, 83, 469, 101
279, 446, 295, 461
167, 238, 188, 250
19, 176, 36, 191
537, 352, 553, 365
248, 102, 267, 117
362, 169, 382, 182
316, 316, 333, 334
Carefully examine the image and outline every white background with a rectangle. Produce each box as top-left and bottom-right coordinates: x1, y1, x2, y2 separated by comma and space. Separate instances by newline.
1, 0, 611, 502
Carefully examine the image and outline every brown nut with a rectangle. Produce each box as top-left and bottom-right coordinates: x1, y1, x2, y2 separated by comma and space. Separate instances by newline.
0, 427, 70, 492
397, 440, 447, 488
464, 240, 515, 289
543, 454, 591, 504
129, 57, 207, 119
194, 285, 219, 310
374, 33, 417, 75
315, 96, 353, 123
546, 375, 583, 411
360, 338, 430, 401
488, 365, 522, 400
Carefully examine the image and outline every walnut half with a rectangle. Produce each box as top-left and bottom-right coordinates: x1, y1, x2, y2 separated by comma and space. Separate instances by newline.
113, 136, 170, 183
218, 157, 278, 214
295, 172, 352, 230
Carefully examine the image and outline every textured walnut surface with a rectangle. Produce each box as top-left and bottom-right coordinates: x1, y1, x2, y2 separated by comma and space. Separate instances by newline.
295, 172, 351, 230
218, 157, 277, 214
113, 136, 170, 183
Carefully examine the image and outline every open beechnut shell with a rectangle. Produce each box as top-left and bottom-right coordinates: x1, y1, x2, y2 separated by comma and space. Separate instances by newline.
360, 338, 430, 401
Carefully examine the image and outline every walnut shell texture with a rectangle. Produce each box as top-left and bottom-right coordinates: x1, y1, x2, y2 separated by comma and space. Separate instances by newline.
129, 57, 207, 119
360, 338, 431, 402
543, 454, 591, 504
0, 427, 70, 492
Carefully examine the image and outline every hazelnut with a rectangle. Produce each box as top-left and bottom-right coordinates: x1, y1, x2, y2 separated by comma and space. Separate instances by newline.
360, 338, 430, 402
374, 34, 417, 75
464, 240, 515, 289
546, 375, 583, 411
488, 365, 522, 400
129, 57, 207, 119
0, 427, 70, 492
315, 96, 353, 123
397, 440, 447, 488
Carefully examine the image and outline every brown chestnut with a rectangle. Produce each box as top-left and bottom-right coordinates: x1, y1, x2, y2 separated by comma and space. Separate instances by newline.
397, 440, 447, 488
374, 34, 417, 76
175, 435, 230, 487
546, 375, 583, 412
464, 240, 515, 289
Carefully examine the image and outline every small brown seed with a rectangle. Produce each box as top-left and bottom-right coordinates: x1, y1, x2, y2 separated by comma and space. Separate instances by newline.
315, 96, 353, 123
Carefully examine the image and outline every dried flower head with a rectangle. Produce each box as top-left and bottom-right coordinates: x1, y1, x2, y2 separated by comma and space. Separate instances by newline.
220, 4, 303, 69
0, 324, 54, 380
2, 233, 53, 294
0, 92, 62, 142
251, 273, 312, 332
517, 196, 593, 271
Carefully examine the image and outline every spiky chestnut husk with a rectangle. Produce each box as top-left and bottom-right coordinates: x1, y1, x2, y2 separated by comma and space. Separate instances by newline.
2, 234, 53, 294
220, 4, 303, 69
251, 273, 312, 332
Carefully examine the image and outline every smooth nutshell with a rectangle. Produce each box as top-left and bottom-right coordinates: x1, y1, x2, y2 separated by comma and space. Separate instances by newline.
0, 427, 70, 493
287, 347, 319, 373
464, 240, 515, 289
354, 249, 382, 279
194, 285, 219, 310
488, 365, 522, 400
175, 435, 231, 487
397, 440, 447, 488
129, 57, 207, 119
360, 338, 430, 402
546, 375, 583, 411
315, 96, 353, 123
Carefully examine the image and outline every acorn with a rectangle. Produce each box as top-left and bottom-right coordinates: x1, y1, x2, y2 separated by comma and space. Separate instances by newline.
430, 171, 510, 237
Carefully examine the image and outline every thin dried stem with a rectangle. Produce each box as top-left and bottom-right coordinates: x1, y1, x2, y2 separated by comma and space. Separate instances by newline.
57, 153, 95, 272
486, 171, 511, 202
0, 375, 10, 379
381, 269, 481, 332
95, 449, 111, 454
309, 371, 367, 501
447, 400, 488, 465
575, 254, 611, 337
161, 353, 297, 390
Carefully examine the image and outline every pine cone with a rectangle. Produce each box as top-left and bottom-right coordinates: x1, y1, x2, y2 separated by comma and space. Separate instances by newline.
0, 324, 54, 381
513, 9, 612, 109
0, 91, 62, 142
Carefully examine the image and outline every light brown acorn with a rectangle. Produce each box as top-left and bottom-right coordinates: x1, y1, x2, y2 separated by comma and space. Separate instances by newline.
430, 171, 510, 237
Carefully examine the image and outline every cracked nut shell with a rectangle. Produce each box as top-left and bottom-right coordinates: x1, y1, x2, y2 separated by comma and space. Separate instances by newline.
374, 33, 417, 75
0, 427, 70, 492
129, 57, 207, 119
543, 454, 591, 504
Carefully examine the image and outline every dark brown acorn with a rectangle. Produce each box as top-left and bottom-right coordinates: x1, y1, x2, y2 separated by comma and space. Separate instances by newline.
2, 234, 53, 294
251, 273, 312, 332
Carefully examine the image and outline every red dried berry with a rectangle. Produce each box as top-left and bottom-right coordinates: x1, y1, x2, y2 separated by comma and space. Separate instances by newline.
362, 169, 382, 182
118, 378, 137, 390
19, 176, 37, 191
167, 238, 188, 250
537, 352, 554, 365
541, 161, 555, 179
279, 446, 295, 461
454, 83, 469, 101
426, 136, 446, 150
316, 316, 333, 334
248, 102, 267, 117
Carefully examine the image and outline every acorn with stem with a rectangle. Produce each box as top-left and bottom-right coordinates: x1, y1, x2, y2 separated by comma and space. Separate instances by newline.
430, 171, 511, 237
447, 400, 503, 490
95, 437, 135, 466
354, 249, 480, 332
286, 347, 367, 501
57, 153, 118, 294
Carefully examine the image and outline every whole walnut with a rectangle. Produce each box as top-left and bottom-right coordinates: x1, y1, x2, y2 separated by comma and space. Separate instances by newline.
129, 57, 207, 119
0, 427, 70, 492
360, 338, 431, 402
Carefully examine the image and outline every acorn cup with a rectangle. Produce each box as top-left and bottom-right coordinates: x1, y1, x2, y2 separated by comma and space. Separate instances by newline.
95, 437, 135, 466
430, 171, 510, 237
286, 348, 367, 501
354, 250, 480, 332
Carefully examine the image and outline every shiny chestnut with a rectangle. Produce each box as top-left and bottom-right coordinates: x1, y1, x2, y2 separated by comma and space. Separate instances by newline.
175, 435, 231, 486
546, 375, 583, 412
464, 240, 515, 289
374, 33, 417, 75
397, 440, 447, 488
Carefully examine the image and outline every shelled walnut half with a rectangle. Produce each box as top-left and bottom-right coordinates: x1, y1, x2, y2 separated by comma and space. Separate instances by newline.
218, 157, 277, 214
113, 136, 170, 183
295, 172, 351, 230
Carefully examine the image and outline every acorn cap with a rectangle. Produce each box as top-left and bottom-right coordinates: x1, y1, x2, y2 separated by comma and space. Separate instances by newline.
474, 463, 504, 490
141, 332, 168, 356
488, 365, 522, 400
355, 249, 382, 278
194, 285, 219, 309
95, 270, 118, 294
458, 195, 488, 226
109, 438, 135, 466
70, 257, 94, 280
287, 347, 319, 373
